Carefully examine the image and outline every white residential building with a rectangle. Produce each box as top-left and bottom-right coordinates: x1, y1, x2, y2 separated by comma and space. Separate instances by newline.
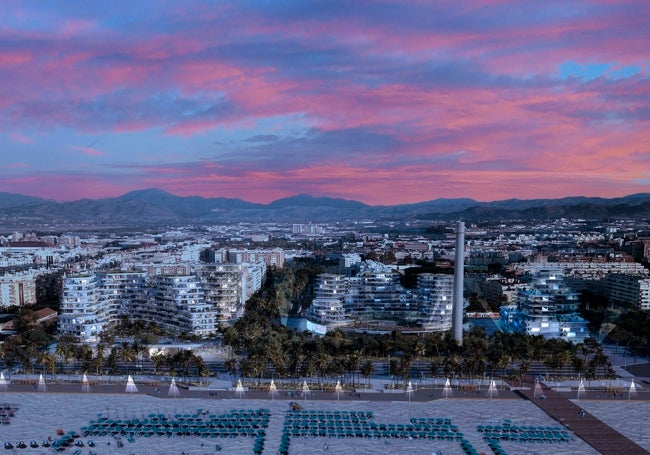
352, 261, 404, 318
417, 273, 454, 331
58, 263, 265, 341
214, 248, 285, 268
506, 268, 589, 341
58, 274, 105, 341
0, 273, 37, 308
306, 274, 350, 328
605, 274, 650, 310
149, 274, 216, 336
200, 263, 245, 325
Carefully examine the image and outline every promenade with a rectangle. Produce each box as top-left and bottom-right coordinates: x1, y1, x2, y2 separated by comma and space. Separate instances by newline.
511, 375, 648, 455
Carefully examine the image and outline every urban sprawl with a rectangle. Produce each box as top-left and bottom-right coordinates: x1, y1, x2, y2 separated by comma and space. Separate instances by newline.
1, 218, 649, 350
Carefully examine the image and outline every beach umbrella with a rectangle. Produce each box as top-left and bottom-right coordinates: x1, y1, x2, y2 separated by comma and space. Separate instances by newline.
577, 378, 585, 400
628, 380, 637, 399
235, 379, 245, 398
168, 378, 180, 398
38, 373, 47, 392
125, 375, 138, 393
334, 380, 343, 401
443, 378, 452, 398
406, 381, 414, 402
269, 379, 278, 400
487, 380, 498, 399
82, 373, 91, 393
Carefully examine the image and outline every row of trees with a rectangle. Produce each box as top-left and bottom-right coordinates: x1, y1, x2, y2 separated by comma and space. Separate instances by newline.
222, 322, 614, 384
28, 338, 209, 379
1, 319, 210, 380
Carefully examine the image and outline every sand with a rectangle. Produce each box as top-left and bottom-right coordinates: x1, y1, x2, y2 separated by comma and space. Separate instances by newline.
0, 390, 623, 455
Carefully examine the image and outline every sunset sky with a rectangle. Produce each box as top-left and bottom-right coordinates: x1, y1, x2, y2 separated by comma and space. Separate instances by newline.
1, 0, 649, 205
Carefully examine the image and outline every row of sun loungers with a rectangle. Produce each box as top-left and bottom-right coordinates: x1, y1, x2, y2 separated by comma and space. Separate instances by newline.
479, 419, 572, 455
71, 408, 268, 453
279, 410, 481, 455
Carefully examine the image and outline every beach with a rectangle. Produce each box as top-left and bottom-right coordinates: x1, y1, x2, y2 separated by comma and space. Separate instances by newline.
3, 383, 647, 455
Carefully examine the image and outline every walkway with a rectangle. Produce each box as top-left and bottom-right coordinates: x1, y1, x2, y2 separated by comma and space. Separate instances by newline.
511, 375, 647, 455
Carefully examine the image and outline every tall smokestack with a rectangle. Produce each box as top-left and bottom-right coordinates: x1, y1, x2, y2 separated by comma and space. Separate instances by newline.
452, 221, 465, 345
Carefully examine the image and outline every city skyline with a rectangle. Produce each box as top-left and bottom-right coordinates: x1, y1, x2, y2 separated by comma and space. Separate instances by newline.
1, 0, 649, 205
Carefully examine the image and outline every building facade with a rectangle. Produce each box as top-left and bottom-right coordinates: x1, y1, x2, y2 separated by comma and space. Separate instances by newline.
200, 263, 244, 325
604, 274, 650, 310
59, 263, 266, 341
306, 274, 350, 327
416, 273, 454, 331
504, 268, 589, 341
0, 273, 37, 308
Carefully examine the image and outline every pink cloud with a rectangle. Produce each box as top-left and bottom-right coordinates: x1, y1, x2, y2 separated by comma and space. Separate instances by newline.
9, 132, 32, 143
61, 18, 96, 37
0, 51, 32, 67
69, 145, 106, 157
0, 1, 649, 204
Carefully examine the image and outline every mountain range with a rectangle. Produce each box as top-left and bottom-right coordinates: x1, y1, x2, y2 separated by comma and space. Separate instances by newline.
1, 188, 650, 226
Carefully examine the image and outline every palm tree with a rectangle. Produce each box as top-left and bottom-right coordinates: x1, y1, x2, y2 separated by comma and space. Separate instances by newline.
399, 355, 413, 385
443, 354, 461, 380
495, 353, 512, 378
120, 342, 136, 373
106, 349, 119, 375
388, 358, 399, 386
151, 353, 167, 375
56, 335, 76, 367
315, 352, 333, 384
345, 351, 362, 386
428, 360, 441, 382
76, 343, 94, 373
38, 352, 57, 375
190, 353, 209, 383
556, 350, 573, 377
571, 354, 586, 379
517, 360, 531, 385
224, 357, 239, 380
543, 353, 561, 379
131, 339, 147, 369
94, 343, 106, 375
360, 360, 375, 387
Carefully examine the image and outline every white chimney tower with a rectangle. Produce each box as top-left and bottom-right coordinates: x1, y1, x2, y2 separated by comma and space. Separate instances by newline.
452, 221, 465, 345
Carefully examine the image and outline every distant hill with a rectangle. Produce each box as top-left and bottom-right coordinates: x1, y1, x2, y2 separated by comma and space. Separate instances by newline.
0, 191, 49, 209
1, 188, 650, 225
267, 194, 368, 210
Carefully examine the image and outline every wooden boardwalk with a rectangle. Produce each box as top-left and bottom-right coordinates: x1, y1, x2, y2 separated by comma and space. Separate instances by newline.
511, 376, 648, 455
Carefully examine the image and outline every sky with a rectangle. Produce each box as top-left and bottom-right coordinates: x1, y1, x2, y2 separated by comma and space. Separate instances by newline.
1, 0, 649, 205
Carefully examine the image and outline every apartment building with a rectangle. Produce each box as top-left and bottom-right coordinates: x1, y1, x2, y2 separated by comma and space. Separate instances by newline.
149, 274, 216, 336
416, 273, 454, 331
200, 263, 242, 325
352, 261, 404, 318
58, 272, 147, 341
505, 268, 589, 341
211, 247, 285, 268
305, 267, 454, 333
604, 274, 650, 310
0, 273, 37, 307
59, 263, 265, 341
306, 274, 350, 327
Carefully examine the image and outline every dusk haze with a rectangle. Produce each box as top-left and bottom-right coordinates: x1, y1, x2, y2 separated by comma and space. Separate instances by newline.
2, 0, 649, 205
